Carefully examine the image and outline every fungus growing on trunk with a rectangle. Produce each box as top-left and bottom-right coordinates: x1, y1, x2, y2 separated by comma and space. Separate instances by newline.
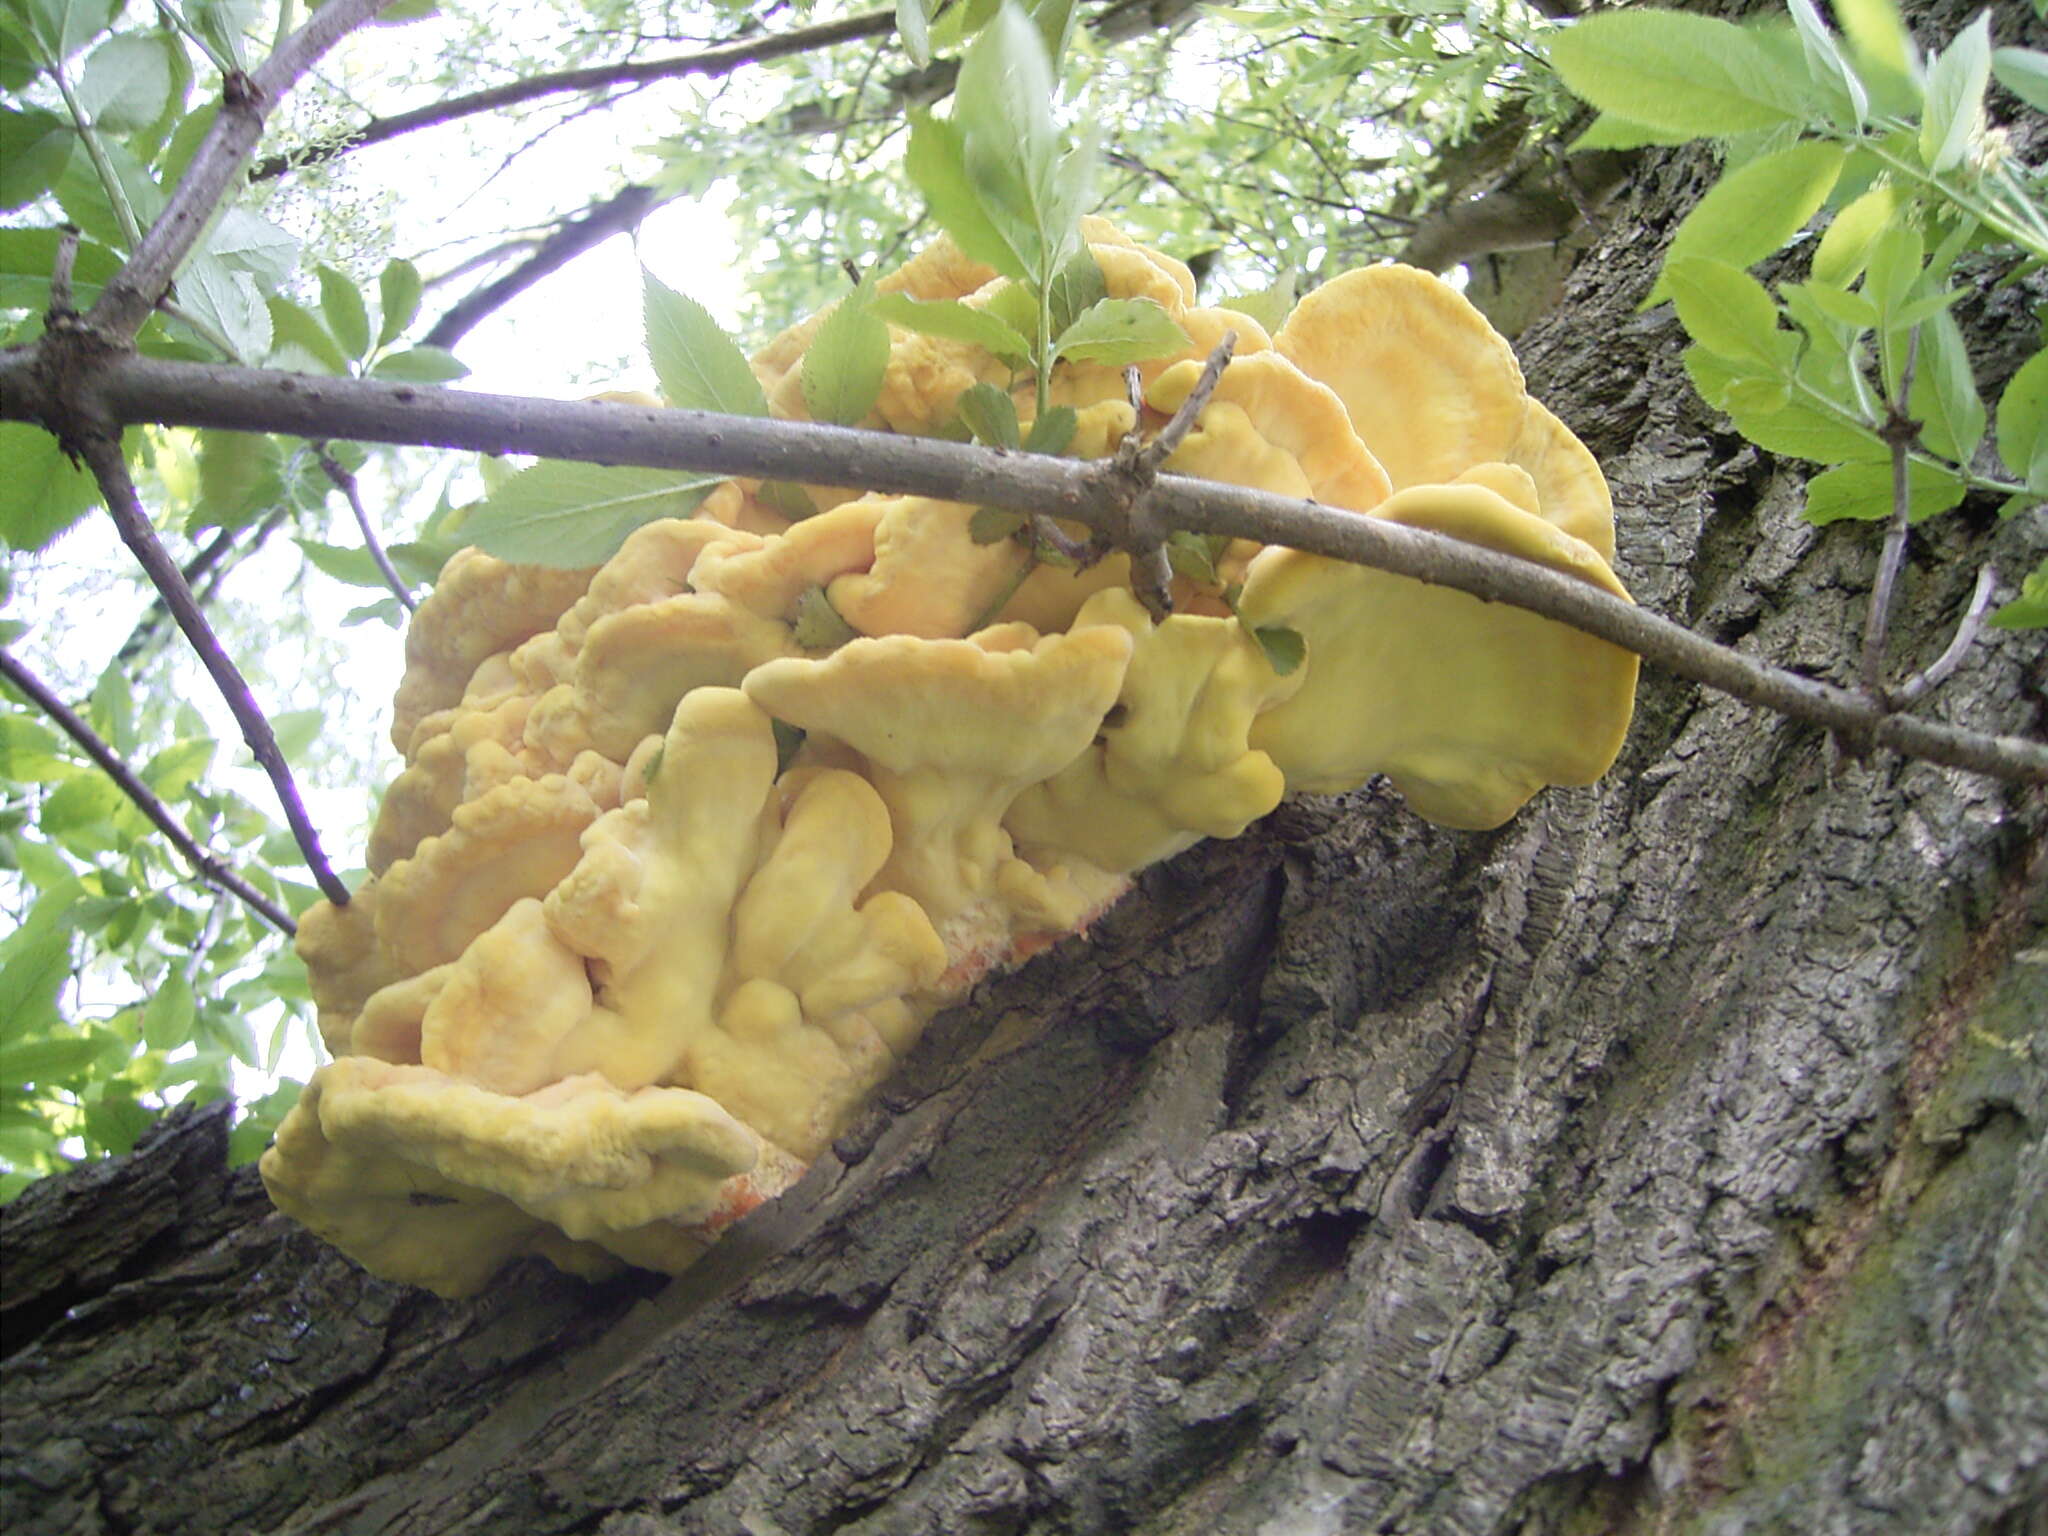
262, 225, 1637, 1295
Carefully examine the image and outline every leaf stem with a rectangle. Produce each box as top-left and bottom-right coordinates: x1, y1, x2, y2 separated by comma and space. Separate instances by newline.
315, 442, 416, 611
153, 0, 238, 77
1860, 329, 1921, 699
51, 64, 146, 252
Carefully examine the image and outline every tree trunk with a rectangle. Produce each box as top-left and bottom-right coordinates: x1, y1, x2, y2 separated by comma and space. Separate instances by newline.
5, 37, 2046, 1535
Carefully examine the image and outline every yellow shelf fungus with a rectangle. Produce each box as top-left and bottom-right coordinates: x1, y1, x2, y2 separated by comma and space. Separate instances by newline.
262, 224, 1638, 1296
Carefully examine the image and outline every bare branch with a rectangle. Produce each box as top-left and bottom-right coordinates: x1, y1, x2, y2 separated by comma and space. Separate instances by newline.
1895, 564, 1999, 706
250, 8, 898, 180
0, 650, 297, 936
315, 443, 415, 611
88, 0, 403, 341
422, 184, 658, 350
67, 421, 352, 905
4, 348, 2043, 786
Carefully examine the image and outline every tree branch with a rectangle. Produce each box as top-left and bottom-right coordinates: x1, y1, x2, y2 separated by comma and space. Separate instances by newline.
421, 184, 658, 350
3, 348, 2042, 787
66, 420, 352, 905
87, 0, 401, 341
316, 442, 415, 611
0, 650, 297, 936
250, 8, 899, 181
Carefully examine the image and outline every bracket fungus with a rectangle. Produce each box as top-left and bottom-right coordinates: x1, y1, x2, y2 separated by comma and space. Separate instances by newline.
262, 223, 1639, 1296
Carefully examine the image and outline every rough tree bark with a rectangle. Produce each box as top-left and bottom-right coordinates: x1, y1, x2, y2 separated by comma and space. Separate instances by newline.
5, 19, 2047, 1535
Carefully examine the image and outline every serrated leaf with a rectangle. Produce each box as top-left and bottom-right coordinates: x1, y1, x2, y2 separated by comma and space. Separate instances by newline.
1251, 624, 1304, 677
905, 110, 1026, 281
77, 30, 175, 132
376, 257, 422, 346
0, 715, 73, 782
317, 264, 370, 359
1053, 297, 1190, 366
1223, 272, 1297, 335
1045, 249, 1108, 338
1920, 13, 1989, 175
0, 225, 122, 312
801, 293, 891, 426
175, 252, 269, 360
464, 461, 720, 567
54, 131, 162, 248
1908, 309, 1984, 464
644, 271, 768, 416
1992, 47, 2048, 113
1663, 257, 1787, 370
1995, 348, 2048, 479
792, 586, 859, 649
0, 928, 69, 1039
1652, 142, 1845, 302
958, 381, 1021, 448
0, 421, 98, 552
203, 207, 297, 289
1024, 404, 1076, 456
870, 291, 1030, 361
969, 507, 1027, 543
1863, 220, 1925, 332
296, 539, 389, 588
1989, 558, 2048, 629
190, 0, 259, 70
140, 970, 195, 1050
1546, 11, 1809, 137
0, 1034, 101, 1086
21, 0, 120, 63
1801, 459, 1966, 524
369, 345, 468, 382
0, 107, 73, 211
1724, 393, 1890, 463
1569, 113, 1697, 152
1165, 530, 1224, 586
265, 296, 348, 374
1788, 279, 1880, 331
1812, 184, 1903, 288
141, 738, 214, 799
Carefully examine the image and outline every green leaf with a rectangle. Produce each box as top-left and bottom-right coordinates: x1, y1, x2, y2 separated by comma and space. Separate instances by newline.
1569, 113, 1696, 151
905, 110, 1025, 282
1920, 13, 1990, 175
267, 707, 323, 763
465, 461, 721, 567
801, 292, 890, 426
1801, 459, 1966, 524
0, 225, 122, 312
792, 586, 860, 650
0, 107, 73, 211
969, 507, 1027, 543
0, 927, 69, 1040
1907, 309, 1984, 464
0, 1034, 100, 1086
1989, 558, 2048, 629
1992, 47, 2048, 113
1787, 279, 1880, 331
1788, 0, 1868, 126
140, 737, 214, 800
1223, 272, 1297, 335
192, 428, 283, 533
1833, 0, 1913, 76
317, 264, 370, 360
1024, 404, 1077, 456
1045, 249, 1108, 339
1545, 11, 1810, 137
1653, 142, 1845, 303
643, 271, 769, 416
1251, 624, 1304, 677
0, 715, 74, 782
1812, 184, 1903, 288
1724, 395, 1889, 464
0, 421, 98, 551
41, 772, 132, 847
201, 207, 297, 289
54, 131, 163, 248
189, 0, 259, 70
77, 30, 175, 132
368, 345, 468, 383
1995, 347, 2048, 478
376, 257, 423, 346
140, 970, 195, 1050
88, 663, 134, 756
20, 0, 120, 63
897, 0, 932, 66
1053, 297, 1190, 366
957, 381, 1021, 448
265, 296, 348, 374
175, 252, 269, 360
1165, 530, 1228, 586
1664, 257, 1786, 370
869, 291, 1030, 361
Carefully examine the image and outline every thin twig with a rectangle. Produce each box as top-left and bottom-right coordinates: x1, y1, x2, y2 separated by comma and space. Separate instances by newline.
87, 0, 402, 342
1895, 563, 2000, 706
1862, 329, 1922, 699
1140, 330, 1234, 471
315, 443, 415, 611
0, 650, 296, 935
5, 348, 2044, 786
249, 7, 899, 180
71, 426, 352, 905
